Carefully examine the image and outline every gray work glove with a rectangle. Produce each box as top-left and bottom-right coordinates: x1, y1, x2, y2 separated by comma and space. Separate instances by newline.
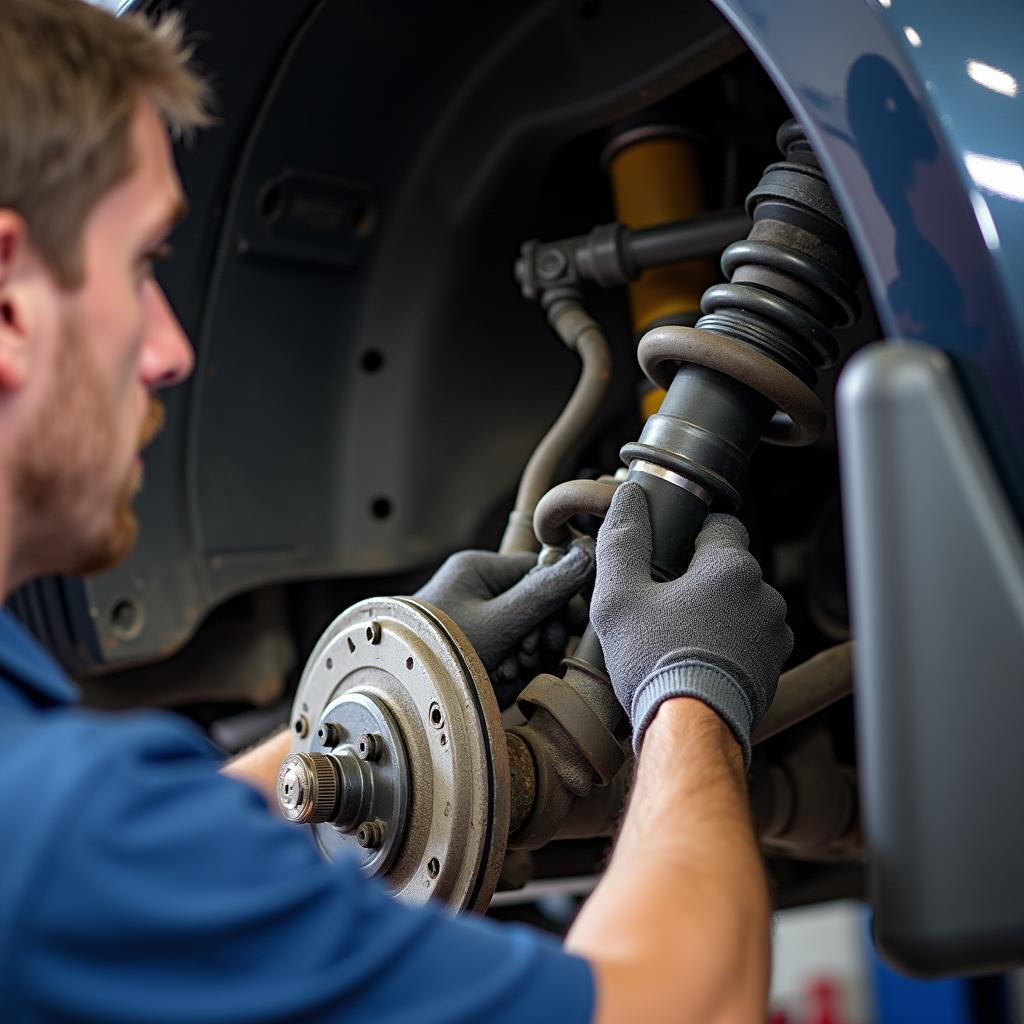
591, 481, 793, 766
414, 539, 595, 698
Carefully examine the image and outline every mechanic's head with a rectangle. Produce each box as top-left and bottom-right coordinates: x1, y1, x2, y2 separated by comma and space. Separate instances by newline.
0, 0, 210, 590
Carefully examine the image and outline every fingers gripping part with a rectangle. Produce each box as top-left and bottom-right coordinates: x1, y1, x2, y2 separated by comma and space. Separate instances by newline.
490, 539, 594, 625
414, 540, 595, 676
594, 482, 654, 597
592, 501, 791, 767
694, 512, 750, 553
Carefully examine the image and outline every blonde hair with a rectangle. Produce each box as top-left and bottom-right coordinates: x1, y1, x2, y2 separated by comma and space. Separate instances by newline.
0, 0, 212, 285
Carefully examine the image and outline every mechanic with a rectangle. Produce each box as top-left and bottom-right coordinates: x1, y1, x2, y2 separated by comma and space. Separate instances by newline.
0, 2, 792, 1021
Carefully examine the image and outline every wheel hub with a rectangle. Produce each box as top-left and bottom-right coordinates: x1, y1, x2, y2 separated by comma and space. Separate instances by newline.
283, 597, 510, 911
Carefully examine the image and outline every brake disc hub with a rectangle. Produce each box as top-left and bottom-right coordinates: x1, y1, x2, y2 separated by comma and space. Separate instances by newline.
283, 596, 510, 911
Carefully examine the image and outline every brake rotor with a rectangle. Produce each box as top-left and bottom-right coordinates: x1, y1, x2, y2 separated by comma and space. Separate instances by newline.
283, 596, 510, 912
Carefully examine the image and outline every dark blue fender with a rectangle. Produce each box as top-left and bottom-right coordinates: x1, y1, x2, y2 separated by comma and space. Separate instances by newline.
718, 0, 1024, 976
716, 0, 1024, 520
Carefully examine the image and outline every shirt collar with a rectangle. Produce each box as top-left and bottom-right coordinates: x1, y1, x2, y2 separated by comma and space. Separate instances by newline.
0, 609, 79, 706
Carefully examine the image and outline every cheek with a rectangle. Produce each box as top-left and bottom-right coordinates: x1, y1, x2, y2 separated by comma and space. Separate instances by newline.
79, 286, 148, 428
105, 278, 148, 383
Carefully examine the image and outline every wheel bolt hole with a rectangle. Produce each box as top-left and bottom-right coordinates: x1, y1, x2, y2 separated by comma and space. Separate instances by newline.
370, 496, 393, 520
360, 349, 385, 374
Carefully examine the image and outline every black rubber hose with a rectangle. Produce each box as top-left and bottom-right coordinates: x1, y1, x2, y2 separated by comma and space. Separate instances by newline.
533, 478, 619, 549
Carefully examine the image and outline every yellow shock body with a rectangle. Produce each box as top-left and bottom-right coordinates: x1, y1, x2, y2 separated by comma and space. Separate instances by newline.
606, 131, 715, 417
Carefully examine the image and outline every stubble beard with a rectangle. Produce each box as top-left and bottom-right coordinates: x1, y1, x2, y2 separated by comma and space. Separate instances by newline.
13, 317, 165, 581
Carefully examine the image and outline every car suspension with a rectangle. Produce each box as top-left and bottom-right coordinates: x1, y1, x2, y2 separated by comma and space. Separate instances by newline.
507, 119, 862, 848
277, 119, 864, 907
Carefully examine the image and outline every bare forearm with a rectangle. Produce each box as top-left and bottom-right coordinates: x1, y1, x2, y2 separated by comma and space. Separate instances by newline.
220, 726, 291, 807
567, 698, 770, 1024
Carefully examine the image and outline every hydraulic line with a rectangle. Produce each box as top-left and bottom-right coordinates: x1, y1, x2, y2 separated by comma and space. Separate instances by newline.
498, 293, 612, 555
509, 120, 863, 846
533, 478, 619, 550
510, 126, 715, 555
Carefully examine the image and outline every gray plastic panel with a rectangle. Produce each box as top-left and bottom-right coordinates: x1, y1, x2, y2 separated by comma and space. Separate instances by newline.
837, 342, 1024, 975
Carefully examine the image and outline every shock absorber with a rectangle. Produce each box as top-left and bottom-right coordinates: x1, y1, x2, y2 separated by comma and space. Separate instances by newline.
509, 120, 862, 846
619, 120, 860, 576
604, 123, 717, 423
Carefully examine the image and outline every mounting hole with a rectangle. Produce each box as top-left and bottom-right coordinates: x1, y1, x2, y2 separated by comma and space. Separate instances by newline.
110, 598, 144, 641
360, 349, 385, 374
427, 857, 440, 880
347, 637, 356, 653
429, 702, 444, 729
578, 0, 604, 19
406, 657, 414, 670
293, 716, 309, 738
371, 497, 393, 520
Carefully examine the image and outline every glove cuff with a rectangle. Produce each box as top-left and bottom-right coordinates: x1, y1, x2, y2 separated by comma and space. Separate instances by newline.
631, 660, 753, 769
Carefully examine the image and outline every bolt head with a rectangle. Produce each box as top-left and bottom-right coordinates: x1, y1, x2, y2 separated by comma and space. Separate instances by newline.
537, 248, 567, 281
356, 820, 384, 849
356, 732, 382, 761
317, 722, 341, 748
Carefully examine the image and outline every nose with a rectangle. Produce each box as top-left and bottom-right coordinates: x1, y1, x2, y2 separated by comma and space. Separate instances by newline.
138, 280, 194, 390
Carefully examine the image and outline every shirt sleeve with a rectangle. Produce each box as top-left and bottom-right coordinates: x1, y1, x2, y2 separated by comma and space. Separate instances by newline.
15, 711, 595, 1024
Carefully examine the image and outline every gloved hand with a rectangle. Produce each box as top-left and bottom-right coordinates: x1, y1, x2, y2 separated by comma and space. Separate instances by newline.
487, 589, 591, 707
414, 539, 595, 699
591, 481, 793, 766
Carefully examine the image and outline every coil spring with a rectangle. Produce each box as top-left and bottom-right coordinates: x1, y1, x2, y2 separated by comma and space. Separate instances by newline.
697, 120, 861, 388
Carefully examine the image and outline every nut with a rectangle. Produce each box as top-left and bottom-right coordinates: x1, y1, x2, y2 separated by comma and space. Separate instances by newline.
356, 820, 384, 849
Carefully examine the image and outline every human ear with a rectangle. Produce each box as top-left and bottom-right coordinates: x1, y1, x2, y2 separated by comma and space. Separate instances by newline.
0, 210, 34, 393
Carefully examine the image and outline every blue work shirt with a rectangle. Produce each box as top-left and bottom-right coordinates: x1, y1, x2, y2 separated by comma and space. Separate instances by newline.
0, 611, 594, 1023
